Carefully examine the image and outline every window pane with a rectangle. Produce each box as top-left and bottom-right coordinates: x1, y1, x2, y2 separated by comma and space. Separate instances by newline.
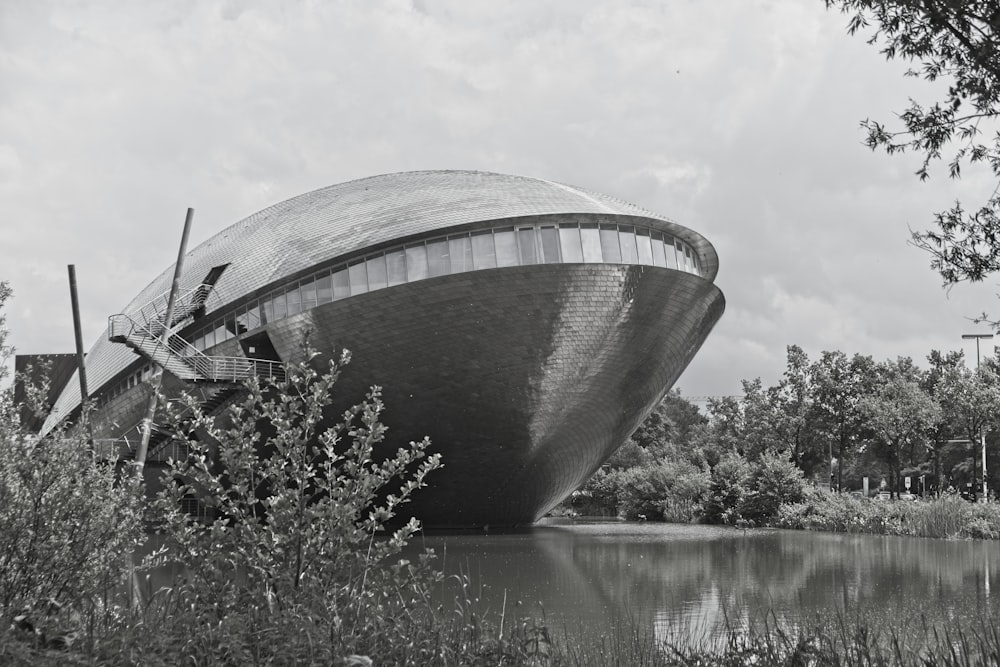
471, 231, 497, 269
247, 304, 261, 329
405, 245, 428, 281
495, 228, 519, 267
651, 232, 667, 267
636, 229, 654, 265
600, 226, 621, 263
301, 278, 317, 309
286, 285, 302, 316
333, 268, 350, 299
235, 309, 248, 335
664, 235, 679, 269
272, 292, 287, 320
214, 323, 228, 343
540, 226, 560, 263
559, 226, 583, 262
316, 274, 333, 304
619, 226, 639, 264
449, 236, 474, 273
262, 298, 274, 324
386, 250, 406, 286
349, 262, 368, 294
580, 224, 602, 263
518, 228, 538, 265
366, 255, 387, 290
426, 239, 450, 277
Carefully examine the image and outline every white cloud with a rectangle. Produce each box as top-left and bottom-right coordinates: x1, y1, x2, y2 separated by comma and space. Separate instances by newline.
2, 0, 998, 399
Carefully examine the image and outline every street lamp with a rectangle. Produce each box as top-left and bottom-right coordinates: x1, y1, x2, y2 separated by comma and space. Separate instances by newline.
961, 333, 994, 501
961, 333, 994, 369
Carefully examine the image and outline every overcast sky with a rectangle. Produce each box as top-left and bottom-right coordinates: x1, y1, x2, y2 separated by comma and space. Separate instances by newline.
3, 0, 999, 398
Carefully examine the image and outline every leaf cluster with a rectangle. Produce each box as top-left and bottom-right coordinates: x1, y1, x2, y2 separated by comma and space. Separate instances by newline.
826, 1, 1000, 285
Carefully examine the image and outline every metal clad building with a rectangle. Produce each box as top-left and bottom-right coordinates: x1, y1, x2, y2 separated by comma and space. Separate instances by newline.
42, 170, 725, 526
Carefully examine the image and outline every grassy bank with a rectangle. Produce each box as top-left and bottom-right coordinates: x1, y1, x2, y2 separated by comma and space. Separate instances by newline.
5, 582, 1000, 666
777, 492, 1000, 539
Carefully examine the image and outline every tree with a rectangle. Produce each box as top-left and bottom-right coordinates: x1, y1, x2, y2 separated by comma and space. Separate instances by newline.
825, 1, 1000, 287
923, 349, 967, 494
936, 362, 1000, 494
810, 350, 877, 491
858, 374, 942, 497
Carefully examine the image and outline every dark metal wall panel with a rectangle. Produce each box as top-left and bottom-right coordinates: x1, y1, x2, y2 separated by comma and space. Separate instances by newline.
257, 264, 723, 526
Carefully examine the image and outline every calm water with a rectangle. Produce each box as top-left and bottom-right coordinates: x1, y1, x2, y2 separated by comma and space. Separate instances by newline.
407, 519, 1000, 644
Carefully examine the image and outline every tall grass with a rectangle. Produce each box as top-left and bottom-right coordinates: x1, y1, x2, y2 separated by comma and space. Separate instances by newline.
777, 492, 1000, 539
558, 612, 1000, 666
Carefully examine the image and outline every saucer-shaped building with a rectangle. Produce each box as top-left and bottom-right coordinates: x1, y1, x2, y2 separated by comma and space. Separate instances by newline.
42, 170, 725, 527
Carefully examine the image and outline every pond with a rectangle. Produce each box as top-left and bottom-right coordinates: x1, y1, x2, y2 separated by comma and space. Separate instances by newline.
407, 519, 1000, 645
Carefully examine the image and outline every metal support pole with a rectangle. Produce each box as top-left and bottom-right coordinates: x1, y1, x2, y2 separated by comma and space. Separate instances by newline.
134, 208, 194, 477
983, 432, 989, 501
963, 333, 994, 502
67, 265, 89, 401
67, 264, 94, 444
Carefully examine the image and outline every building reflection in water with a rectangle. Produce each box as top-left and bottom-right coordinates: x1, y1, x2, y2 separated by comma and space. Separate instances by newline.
409, 520, 1000, 645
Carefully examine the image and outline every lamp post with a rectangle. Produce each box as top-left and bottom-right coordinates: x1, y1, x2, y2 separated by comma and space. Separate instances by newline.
962, 333, 993, 369
962, 333, 994, 501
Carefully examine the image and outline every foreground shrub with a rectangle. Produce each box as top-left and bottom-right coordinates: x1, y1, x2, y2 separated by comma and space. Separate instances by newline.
130, 349, 447, 664
0, 283, 145, 659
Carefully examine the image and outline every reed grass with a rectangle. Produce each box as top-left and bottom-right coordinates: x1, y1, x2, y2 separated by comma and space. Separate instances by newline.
777, 492, 1000, 539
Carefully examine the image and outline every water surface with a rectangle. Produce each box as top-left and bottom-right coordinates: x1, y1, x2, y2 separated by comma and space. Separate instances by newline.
408, 519, 1000, 644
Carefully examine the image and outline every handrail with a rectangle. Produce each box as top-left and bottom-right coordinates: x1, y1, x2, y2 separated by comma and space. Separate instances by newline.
108, 312, 286, 383
128, 282, 217, 331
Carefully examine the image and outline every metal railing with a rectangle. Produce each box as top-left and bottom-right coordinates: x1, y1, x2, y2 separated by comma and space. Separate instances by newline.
108, 312, 286, 383
129, 282, 216, 333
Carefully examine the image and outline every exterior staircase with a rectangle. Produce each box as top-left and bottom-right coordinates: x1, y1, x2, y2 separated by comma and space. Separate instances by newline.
108, 283, 285, 384
97, 281, 286, 463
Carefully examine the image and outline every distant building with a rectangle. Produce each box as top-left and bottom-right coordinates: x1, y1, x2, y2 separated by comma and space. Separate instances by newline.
36, 170, 725, 527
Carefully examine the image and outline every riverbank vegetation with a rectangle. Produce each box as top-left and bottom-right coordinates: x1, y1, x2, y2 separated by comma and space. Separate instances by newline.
567, 344, 1000, 538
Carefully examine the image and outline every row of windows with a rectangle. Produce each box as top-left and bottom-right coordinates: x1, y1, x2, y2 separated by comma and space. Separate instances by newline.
97, 363, 155, 406
99, 222, 704, 404
187, 222, 705, 352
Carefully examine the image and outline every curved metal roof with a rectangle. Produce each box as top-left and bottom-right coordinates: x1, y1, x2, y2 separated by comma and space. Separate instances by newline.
44, 170, 720, 431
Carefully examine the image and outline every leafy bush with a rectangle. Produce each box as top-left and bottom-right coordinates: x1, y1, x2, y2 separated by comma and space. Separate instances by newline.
0, 282, 145, 659
739, 452, 809, 525
615, 460, 710, 522
703, 453, 751, 525
573, 466, 627, 516
777, 491, 1000, 539
130, 350, 447, 664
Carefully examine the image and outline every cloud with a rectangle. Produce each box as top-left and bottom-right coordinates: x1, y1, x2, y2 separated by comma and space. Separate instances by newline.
2, 0, 998, 398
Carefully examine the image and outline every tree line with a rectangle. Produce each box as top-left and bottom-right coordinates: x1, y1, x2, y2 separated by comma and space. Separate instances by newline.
575, 344, 1000, 523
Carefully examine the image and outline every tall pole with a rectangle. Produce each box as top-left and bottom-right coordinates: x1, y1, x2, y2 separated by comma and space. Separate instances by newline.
962, 333, 994, 501
67, 265, 89, 402
133, 208, 194, 478
67, 264, 94, 444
